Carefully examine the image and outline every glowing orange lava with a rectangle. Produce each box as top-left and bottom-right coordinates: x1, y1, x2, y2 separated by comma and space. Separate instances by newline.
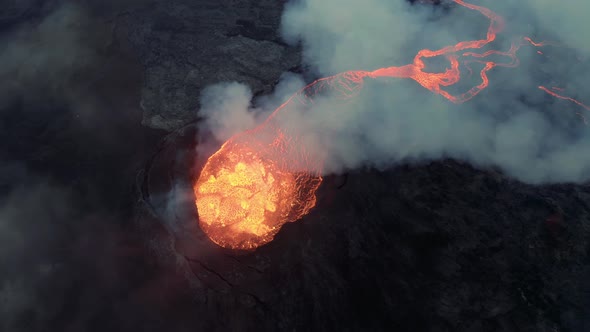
194, 128, 322, 250
195, 0, 589, 250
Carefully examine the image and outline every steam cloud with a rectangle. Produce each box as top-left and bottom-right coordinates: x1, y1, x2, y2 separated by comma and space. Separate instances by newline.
200, 0, 590, 184
0, 5, 102, 329
0, 2, 155, 331
0, 4, 107, 110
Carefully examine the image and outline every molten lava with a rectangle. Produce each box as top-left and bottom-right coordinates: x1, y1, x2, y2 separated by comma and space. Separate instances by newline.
195, 129, 322, 250
195, 0, 589, 250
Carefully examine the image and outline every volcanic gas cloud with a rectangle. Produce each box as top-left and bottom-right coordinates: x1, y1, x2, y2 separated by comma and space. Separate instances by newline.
194, 0, 589, 250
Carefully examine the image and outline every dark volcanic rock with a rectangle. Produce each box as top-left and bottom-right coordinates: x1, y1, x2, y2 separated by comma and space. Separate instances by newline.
2, 0, 589, 331
0, 0, 45, 30
124, 0, 590, 331
138, 126, 590, 332
118, 0, 300, 130
0, 0, 64, 33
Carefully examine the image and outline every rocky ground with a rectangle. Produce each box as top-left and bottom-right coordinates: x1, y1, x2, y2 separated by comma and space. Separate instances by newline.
138, 124, 590, 332
116, 0, 301, 130
1, 0, 589, 331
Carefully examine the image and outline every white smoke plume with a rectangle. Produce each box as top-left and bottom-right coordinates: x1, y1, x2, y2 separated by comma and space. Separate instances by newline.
199, 0, 590, 184
198, 82, 257, 142
196, 73, 306, 154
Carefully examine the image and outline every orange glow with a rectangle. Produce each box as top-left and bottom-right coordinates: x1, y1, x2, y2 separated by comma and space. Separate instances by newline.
539, 86, 590, 124
194, 130, 322, 250
195, 0, 589, 249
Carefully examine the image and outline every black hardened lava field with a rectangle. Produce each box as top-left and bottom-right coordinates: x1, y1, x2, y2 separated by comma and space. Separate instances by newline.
1, 0, 590, 331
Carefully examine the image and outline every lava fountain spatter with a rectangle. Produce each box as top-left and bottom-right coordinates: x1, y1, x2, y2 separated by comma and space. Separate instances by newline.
194, 0, 590, 250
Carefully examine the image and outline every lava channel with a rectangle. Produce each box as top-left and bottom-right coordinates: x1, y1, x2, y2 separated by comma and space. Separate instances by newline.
194, 0, 589, 250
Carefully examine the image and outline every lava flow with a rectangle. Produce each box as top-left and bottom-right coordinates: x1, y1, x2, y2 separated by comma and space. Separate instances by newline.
194, 0, 589, 250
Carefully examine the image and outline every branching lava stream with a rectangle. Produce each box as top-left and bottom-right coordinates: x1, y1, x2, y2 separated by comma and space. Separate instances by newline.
194, 0, 589, 250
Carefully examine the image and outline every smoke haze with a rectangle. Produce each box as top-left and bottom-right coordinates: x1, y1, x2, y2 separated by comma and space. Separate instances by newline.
0, 2, 160, 331
1, 0, 588, 330
200, 0, 590, 184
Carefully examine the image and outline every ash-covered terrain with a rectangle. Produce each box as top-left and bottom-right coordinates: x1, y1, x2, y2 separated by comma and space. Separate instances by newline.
1, 0, 589, 331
